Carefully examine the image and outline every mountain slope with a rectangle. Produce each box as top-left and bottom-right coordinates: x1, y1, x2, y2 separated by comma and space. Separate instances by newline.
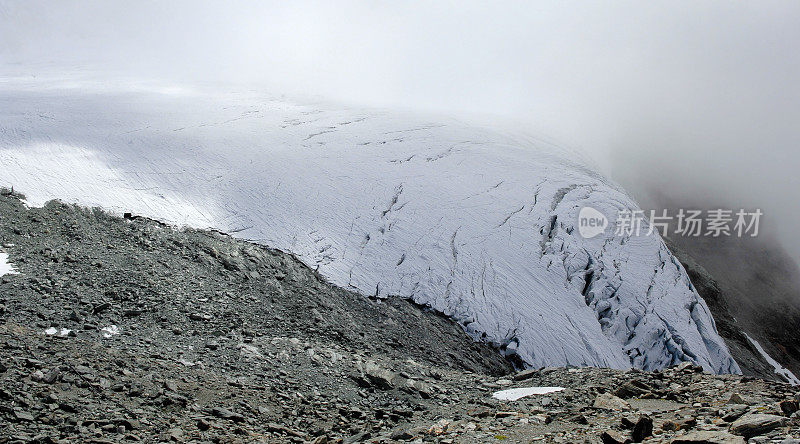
3, 194, 798, 443
0, 72, 738, 373
664, 232, 800, 383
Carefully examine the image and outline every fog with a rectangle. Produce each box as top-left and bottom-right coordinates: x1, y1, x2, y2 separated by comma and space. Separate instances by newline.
2, 0, 800, 259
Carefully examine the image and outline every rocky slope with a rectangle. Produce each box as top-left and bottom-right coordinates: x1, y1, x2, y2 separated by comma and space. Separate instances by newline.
1, 193, 799, 443
666, 240, 780, 383
665, 232, 800, 383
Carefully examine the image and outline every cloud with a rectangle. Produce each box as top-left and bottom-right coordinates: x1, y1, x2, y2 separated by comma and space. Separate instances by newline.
2, 0, 799, 259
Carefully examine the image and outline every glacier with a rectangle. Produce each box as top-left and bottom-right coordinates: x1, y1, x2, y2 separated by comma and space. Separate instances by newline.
0, 72, 739, 374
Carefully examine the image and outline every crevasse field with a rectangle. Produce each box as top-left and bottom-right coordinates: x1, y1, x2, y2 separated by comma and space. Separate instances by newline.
0, 71, 739, 374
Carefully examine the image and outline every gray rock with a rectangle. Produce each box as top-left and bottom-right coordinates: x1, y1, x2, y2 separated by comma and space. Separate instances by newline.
343, 431, 369, 444
729, 414, 787, 438
631, 415, 653, 442
364, 361, 397, 389
722, 404, 749, 422
614, 380, 651, 399
594, 393, 632, 410
671, 430, 745, 443
601, 430, 631, 444
197, 418, 211, 431
402, 378, 432, 398
662, 417, 697, 432
390, 427, 414, 440
13, 411, 34, 422
569, 414, 589, 425
189, 312, 212, 321
512, 368, 538, 381
209, 407, 245, 423
779, 399, 798, 416
727, 393, 747, 405
265, 423, 307, 439
165, 428, 183, 442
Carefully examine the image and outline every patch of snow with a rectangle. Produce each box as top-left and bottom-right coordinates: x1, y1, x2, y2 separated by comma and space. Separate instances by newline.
744, 333, 799, 385
493, 386, 565, 401
0, 72, 739, 374
0, 252, 19, 276
101, 325, 120, 338
44, 327, 72, 337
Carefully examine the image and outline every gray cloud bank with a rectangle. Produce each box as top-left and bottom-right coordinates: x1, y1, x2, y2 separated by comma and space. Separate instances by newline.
2, 0, 799, 259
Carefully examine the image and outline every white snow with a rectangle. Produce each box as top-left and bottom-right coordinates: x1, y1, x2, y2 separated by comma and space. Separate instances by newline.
744, 333, 799, 385
0, 252, 18, 276
44, 327, 72, 337
101, 325, 120, 338
493, 386, 565, 401
0, 71, 739, 374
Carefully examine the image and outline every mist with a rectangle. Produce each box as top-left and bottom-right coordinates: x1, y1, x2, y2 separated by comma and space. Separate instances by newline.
2, 0, 800, 259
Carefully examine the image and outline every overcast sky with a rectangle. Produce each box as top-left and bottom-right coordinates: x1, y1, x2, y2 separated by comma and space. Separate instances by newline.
2, 0, 800, 258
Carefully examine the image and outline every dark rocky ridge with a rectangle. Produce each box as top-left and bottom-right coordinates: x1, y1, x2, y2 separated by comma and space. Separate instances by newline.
665, 239, 777, 382
665, 233, 800, 383
1, 191, 799, 443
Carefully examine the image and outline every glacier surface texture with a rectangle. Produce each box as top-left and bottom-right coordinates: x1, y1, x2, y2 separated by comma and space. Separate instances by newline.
0, 75, 739, 374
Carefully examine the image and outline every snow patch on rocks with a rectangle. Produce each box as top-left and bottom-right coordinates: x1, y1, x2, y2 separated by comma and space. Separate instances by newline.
744, 333, 799, 385
493, 386, 565, 401
101, 325, 120, 339
0, 252, 18, 277
44, 327, 72, 337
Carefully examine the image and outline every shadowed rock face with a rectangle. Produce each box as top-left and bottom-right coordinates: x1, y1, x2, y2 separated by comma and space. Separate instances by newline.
665, 232, 800, 382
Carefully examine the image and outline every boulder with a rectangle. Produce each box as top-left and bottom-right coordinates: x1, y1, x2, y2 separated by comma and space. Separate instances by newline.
364, 361, 397, 389
671, 430, 745, 443
512, 368, 538, 381
729, 414, 787, 438
601, 430, 631, 444
631, 415, 653, 442
594, 393, 632, 411
614, 380, 652, 399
